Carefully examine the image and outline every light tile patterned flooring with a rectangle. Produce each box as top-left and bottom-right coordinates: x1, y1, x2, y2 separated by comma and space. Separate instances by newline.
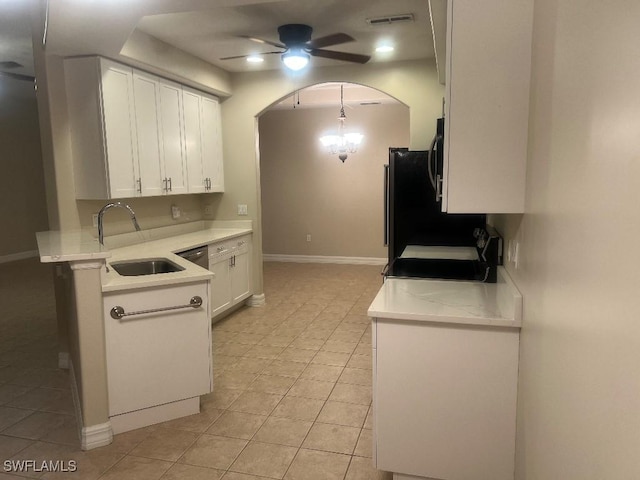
0, 259, 391, 479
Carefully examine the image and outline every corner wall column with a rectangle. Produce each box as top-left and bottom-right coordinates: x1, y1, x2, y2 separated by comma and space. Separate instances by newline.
68, 260, 112, 450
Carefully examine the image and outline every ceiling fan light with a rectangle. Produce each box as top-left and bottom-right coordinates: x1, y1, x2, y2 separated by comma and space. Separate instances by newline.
375, 45, 395, 53
246, 55, 264, 63
282, 50, 309, 71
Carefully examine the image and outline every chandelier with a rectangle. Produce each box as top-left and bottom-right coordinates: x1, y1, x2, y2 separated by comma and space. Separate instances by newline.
319, 84, 364, 162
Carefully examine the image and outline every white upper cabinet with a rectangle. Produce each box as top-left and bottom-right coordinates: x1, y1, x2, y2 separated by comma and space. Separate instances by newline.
157, 80, 188, 195
200, 95, 225, 192
183, 87, 225, 194
442, 0, 533, 213
132, 71, 164, 197
65, 58, 139, 199
64, 56, 223, 199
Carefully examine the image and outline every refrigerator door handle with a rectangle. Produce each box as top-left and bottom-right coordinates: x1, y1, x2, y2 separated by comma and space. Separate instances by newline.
384, 164, 389, 247
427, 133, 440, 191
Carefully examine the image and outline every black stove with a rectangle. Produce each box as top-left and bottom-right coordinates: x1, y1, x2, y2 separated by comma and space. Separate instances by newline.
385, 226, 503, 283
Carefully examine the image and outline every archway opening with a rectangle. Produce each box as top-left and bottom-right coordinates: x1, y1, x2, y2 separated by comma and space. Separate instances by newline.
257, 82, 409, 263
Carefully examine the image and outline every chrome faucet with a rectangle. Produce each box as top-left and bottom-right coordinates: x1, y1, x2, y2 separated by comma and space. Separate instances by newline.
97, 202, 141, 246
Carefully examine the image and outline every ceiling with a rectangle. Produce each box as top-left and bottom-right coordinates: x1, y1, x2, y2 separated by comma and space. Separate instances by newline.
1, 0, 438, 103
0, 0, 35, 78
136, 0, 434, 73
270, 82, 398, 110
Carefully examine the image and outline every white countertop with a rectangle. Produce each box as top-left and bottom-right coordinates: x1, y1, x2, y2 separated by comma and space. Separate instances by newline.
36, 223, 252, 293
102, 227, 251, 293
368, 266, 522, 328
37, 230, 111, 263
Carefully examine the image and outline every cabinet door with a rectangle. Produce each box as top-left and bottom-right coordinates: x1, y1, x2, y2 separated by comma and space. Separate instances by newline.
100, 61, 140, 198
132, 72, 164, 196
158, 80, 188, 195
104, 282, 212, 416
209, 255, 232, 317
183, 88, 207, 193
231, 250, 250, 304
444, 0, 532, 213
375, 319, 519, 480
201, 95, 225, 192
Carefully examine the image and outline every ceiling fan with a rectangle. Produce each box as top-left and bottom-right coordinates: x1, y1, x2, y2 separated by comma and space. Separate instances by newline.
220, 24, 371, 71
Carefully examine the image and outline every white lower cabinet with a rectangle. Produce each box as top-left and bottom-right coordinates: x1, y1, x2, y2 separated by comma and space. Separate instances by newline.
209, 235, 252, 318
372, 318, 519, 480
103, 281, 212, 431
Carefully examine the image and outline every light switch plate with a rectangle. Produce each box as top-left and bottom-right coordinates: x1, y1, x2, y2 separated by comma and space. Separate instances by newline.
238, 204, 248, 216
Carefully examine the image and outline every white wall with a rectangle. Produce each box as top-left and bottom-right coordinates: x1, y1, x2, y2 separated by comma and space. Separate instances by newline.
260, 102, 410, 259
493, 1, 640, 478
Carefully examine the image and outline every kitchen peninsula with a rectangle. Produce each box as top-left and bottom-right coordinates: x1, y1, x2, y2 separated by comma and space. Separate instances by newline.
36, 221, 254, 450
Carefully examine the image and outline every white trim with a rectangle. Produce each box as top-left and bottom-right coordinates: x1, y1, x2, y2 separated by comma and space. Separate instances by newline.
82, 422, 113, 451
246, 293, 266, 307
58, 352, 70, 370
263, 254, 387, 266
0, 250, 38, 264
69, 361, 113, 450
109, 397, 200, 435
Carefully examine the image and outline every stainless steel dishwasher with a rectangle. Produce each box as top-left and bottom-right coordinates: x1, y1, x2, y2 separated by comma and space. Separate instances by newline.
176, 245, 209, 269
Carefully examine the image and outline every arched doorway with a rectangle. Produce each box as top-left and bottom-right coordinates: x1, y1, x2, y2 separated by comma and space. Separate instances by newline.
257, 82, 409, 264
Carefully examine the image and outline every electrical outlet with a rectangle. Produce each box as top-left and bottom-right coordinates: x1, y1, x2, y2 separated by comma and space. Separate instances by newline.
306, 234, 311, 242
238, 204, 248, 216
171, 205, 181, 219
92, 214, 99, 228
204, 205, 213, 216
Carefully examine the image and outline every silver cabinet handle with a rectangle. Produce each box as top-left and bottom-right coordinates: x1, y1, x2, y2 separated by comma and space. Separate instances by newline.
168, 177, 172, 192
163, 178, 168, 192
137, 178, 142, 194
110, 296, 203, 320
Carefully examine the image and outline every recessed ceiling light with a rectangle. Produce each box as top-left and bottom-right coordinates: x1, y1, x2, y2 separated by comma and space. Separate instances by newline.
376, 45, 395, 53
246, 56, 264, 63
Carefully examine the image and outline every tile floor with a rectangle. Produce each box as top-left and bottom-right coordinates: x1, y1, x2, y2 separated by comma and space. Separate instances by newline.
0, 259, 391, 479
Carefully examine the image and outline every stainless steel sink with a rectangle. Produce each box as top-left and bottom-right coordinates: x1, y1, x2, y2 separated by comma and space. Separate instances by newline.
110, 258, 185, 276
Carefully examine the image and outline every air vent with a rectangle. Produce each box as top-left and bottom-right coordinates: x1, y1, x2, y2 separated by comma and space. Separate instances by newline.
366, 13, 415, 26
0, 61, 23, 69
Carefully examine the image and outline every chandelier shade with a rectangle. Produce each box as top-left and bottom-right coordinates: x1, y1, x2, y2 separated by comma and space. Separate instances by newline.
319, 84, 363, 162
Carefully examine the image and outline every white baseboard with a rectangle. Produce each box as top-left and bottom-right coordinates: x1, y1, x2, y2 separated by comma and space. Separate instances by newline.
69, 361, 113, 450
263, 254, 387, 266
0, 250, 38, 264
82, 422, 113, 451
246, 293, 266, 307
109, 397, 199, 435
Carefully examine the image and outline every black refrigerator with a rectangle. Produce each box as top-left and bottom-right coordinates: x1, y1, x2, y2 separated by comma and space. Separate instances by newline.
384, 148, 486, 266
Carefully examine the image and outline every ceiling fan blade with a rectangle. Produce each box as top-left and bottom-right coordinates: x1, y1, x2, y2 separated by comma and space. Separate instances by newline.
308, 48, 371, 64
0, 70, 35, 82
220, 51, 283, 61
308, 33, 355, 49
240, 35, 286, 50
